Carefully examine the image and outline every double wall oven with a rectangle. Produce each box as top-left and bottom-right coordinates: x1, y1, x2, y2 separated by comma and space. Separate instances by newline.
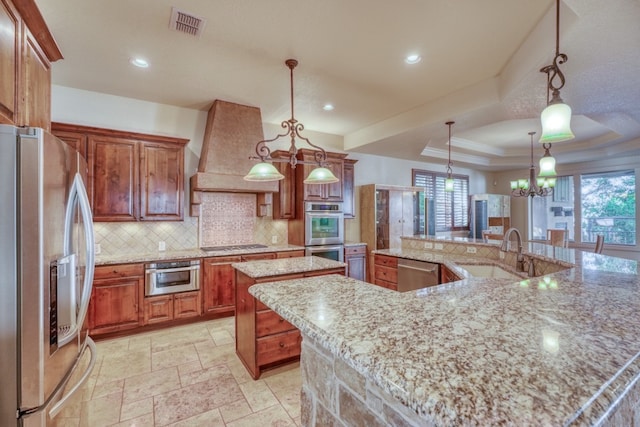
304, 202, 344, 262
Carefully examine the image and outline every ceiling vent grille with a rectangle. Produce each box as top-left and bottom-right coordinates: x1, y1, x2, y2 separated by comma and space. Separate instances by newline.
169, 7, 206, 37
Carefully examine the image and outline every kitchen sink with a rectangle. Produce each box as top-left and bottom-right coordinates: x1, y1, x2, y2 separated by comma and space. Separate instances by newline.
457, 264, 524, 280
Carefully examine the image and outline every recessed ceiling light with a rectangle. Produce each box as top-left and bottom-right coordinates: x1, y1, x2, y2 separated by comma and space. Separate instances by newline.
323, 104, 334, 111
130, 58, 149, 68
405, 54, 422, 65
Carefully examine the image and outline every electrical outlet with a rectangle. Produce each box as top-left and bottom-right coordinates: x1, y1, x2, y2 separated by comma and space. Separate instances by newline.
434, 243, 443, 250
499, 251, 505, 260
466, 246, 477, 254
158, 241, 166, 251
424, 242, 433, 249
94, 243, 101, 254
271, 235, 278, 244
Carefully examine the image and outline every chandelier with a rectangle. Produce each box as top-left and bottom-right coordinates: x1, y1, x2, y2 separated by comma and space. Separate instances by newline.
539, 0, 574, 144
444, 121, 455, 192
243, 59, 339, 184
510, 132, 556, 198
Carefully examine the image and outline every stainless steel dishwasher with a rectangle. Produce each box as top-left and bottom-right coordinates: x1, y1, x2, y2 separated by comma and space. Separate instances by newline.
397, 258, 440, 292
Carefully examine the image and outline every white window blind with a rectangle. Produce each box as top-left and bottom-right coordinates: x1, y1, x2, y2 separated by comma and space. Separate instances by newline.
413, 169, 469, 232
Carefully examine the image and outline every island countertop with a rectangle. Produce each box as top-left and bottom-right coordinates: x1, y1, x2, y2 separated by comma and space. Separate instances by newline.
249, 247, 640, 425
232, 256, 346, 278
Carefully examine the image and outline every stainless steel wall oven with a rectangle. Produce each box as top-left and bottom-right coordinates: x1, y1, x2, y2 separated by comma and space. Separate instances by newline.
304, 202, 344, 246
145, 259, 200, 296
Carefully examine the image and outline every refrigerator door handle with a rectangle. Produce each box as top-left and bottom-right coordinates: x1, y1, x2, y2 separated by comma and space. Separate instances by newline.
58, 172, 95, 347
48, 336, 97, 419
19, 336, 97, 420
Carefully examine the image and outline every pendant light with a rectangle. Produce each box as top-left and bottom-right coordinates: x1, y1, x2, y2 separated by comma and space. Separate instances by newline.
510, 132, 555, 198
539, 0, 575, 144
444, 121, 455, 192
244, 59, 339, 184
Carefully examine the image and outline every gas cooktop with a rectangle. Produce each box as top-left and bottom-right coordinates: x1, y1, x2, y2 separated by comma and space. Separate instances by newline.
200, 244, 269, 252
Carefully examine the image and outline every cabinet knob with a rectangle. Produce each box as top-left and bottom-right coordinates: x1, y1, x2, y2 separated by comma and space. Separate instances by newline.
279, 317, 284, 322
279, 342, 285, 348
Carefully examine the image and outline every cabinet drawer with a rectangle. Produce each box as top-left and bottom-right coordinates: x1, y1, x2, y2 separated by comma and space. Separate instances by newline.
374, 255, 397, 268
374, 279, 398, 291
94, 263, 144, 280
256, 310, 295, 337
374, 265, 397, 284
241, 253, 277, 262
345, 245, 366, 256
275, 250, 305, 259
256, 330, 301, 366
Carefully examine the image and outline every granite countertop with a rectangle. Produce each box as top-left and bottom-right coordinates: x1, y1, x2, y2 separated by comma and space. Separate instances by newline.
95, 244, 305, 265
232, 256, 346, 279
249, 247, 640, 425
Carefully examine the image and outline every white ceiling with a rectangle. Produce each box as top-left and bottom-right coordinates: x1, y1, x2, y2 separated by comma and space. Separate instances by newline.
36, 0, 640, 171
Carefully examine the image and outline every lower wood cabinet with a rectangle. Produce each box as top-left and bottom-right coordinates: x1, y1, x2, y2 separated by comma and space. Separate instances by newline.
345, 244, 366, 281
373, 254, 398, 291
202, 256, 241, 316
440, 264, 461, 284
89, 263, 144, 336
144, 291, 202, 325
236, 265, 345, 379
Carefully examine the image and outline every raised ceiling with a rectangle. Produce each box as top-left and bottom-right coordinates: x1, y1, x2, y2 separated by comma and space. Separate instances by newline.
36, 0, 640, 170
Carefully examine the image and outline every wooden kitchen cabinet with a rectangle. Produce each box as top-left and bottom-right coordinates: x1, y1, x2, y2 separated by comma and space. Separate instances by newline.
202, 256, 241, 317
271, 150, 296, 219
241, 252, 277, 262
342, 159, 357, 218
236, 265, 345, 379
145, 290, 201, 324
345, 244, 366, 281
89, 263, 144, 336
52, 123, 188, 222
440, 264, 461, 284
373, 254, 398, 291
296, 149, 346, 202
0, 0, 61, 129
53, 130, 87, 159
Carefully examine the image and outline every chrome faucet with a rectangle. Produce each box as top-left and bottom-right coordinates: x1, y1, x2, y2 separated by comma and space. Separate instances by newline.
501, 228, 525, 272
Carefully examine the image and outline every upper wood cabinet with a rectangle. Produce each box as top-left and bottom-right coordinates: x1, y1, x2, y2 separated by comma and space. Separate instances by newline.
298, 149, 346, 202
0, 0, 62, 129
271, 150, 296, 219
342, 159, 357, 218
52, 123, 187, 222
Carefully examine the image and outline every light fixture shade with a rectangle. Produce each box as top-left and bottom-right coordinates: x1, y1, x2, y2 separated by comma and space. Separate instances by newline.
303, 167, 339, 184
510, 181, 518, 190
444, 177, 455, 192
243, 162, 284, 182
539, 102, 574, 144
538, 154, 557, 177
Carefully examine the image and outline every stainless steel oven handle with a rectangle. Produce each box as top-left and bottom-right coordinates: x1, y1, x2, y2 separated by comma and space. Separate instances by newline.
145, 265, 200, 274
398, 264, 438, 273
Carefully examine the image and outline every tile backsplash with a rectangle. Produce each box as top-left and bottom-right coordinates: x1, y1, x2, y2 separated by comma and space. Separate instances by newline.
95, 192, 289, 255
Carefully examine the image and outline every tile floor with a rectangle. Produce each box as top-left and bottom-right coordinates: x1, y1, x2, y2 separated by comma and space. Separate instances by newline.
52, 317, 302, 426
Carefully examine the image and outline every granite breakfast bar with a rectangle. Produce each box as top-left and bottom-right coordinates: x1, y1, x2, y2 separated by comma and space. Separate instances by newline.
249, 238, 640, 426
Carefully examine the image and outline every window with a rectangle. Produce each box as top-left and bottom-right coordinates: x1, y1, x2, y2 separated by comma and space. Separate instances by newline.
581, 170, 635, 245
413, 169, 469, 232
530, 170, 635, 246
531, 176, 575, 241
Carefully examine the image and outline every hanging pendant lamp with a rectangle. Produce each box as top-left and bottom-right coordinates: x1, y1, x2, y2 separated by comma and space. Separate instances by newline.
244, 59, 339, 184
444, 121, 455, 192
539, 0, 575, 144
510, 132, 555, 198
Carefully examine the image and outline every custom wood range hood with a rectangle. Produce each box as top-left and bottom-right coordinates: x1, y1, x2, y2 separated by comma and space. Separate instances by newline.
190, 100, 278, 215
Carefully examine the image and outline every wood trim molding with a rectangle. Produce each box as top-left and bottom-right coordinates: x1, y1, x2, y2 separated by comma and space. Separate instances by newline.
12, 0, 63, 62
52, 122, 190, 146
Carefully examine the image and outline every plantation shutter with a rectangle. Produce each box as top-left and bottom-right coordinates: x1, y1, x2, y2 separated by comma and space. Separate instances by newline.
413, 169, 469, 232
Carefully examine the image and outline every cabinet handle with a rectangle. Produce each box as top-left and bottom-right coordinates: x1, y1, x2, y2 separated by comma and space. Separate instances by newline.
279, 342, 285, 348
279, 317, 284, 322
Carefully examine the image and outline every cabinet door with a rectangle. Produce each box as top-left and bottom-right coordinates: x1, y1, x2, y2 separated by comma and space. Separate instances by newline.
0, 0, 20, 125
345, 245, 366, 281
144, 295, 174, 324
89, 277, 141, 334
174, 291, 201, 319
388, 190, 404, 249
21, 25, 51, 129
271, 151, 296, 219
323, 158, 344, 201
53, 130, 87, 159
139, 142, 184, 221
342, 160, 356, 218
88, 136, 139, 221
203, 256, 241, 314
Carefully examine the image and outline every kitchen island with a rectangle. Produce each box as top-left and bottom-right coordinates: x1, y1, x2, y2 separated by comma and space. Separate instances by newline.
249, 244, 640, 425
233, 256, 346, 379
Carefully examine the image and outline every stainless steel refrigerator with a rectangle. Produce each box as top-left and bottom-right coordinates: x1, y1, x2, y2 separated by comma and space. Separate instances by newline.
0, 125, 97, 426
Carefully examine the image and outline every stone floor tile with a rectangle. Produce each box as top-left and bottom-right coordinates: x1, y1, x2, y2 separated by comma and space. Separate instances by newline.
239, 379, 280, 412
226, 404, 297, 427
50, 417, 80, 427
151, 344, 200, 371
111, 413, 155, 427
92, 378, 124, 400
120, 397, 154, 421
123, 367, 180, 402
78, 391, 122, 427
179, 363, 231, 387
165, 408, 226, 426
218, 398, 253, 423
210, 329, 234, 346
